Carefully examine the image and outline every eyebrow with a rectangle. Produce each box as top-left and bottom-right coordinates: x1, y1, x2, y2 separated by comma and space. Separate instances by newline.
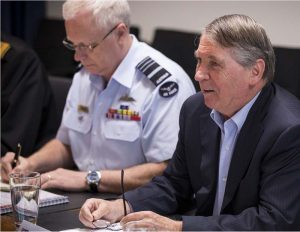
208, 55, 221, 61
194, 51, 225, 66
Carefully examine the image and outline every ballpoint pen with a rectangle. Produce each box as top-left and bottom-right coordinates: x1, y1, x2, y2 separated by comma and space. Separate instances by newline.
12, 143, 21, 168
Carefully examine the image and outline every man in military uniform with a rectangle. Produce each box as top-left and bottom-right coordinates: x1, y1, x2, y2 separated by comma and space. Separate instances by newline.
1, 33, 58, 157
1, 0, 195, 193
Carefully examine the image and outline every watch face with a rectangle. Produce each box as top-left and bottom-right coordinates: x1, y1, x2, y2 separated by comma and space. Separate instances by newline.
88, 171, 100, 184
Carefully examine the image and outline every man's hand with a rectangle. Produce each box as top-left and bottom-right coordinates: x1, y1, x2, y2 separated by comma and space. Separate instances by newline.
1, 152, 30, 182
121, 211, 183, 231
79, 199, 125, 228
41, 168, 87, 192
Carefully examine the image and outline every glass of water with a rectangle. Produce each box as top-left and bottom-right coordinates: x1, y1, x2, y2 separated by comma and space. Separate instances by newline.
9, 171, 41, 228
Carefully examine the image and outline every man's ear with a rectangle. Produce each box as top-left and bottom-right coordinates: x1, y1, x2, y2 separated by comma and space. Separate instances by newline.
116, 23, 128, 39
249, 59, 265, 85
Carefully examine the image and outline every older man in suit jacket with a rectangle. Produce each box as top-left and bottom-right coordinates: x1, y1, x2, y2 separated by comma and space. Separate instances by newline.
79, 14, 300, 230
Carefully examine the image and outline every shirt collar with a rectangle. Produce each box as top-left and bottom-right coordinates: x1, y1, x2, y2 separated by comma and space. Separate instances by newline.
89, 73, 106, 91
110, 35, 140, 89
87, 35, 139, 90
210, 91, 261, 133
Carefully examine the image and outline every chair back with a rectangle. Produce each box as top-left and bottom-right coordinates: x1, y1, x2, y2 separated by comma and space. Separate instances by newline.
49, 76, 72, 129
273, 46, 300, 99
152, 29, 200, 91
34, 19, 78, 77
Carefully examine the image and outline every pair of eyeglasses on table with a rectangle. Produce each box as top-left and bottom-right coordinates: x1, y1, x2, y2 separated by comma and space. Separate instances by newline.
92, 219, 122, 231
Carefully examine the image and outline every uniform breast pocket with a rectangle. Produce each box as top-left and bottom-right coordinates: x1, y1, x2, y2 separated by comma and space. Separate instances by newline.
63, 109, 92, 134
104, 120, 140, 142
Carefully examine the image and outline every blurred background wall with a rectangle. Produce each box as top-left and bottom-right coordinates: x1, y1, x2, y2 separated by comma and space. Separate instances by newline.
2, 1, 299, 100
47, 1, 300, 48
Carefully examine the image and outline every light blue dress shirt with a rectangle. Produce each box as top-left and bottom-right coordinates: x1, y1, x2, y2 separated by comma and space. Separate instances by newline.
211, 92, 260, 215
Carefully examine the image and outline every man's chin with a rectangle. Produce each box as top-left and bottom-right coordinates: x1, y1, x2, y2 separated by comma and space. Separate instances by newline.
85, 66, 99, 75
203, 97, 215, 110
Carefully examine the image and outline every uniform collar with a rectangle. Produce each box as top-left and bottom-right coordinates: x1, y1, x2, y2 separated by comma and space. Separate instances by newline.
110, 35, 140, 89
89, 73, 107, 91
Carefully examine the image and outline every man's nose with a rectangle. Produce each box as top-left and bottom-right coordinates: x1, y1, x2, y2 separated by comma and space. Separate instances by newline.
74, 49, 87, 62
194, 68, 209, 82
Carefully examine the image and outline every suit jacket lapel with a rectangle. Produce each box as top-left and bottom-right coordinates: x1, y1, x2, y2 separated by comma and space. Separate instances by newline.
197, 111, 220, 215
221, 84, 274, 211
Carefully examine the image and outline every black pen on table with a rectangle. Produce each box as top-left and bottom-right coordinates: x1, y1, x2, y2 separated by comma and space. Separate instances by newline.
12, 143, 22, 168
121, 169, 127, 216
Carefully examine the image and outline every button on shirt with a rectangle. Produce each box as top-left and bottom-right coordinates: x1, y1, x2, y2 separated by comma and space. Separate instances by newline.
56, 35, 195, 171
211, 92, 260, 215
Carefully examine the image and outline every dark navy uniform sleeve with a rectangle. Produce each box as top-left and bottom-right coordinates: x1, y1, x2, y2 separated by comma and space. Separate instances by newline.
1, 34, 58, 157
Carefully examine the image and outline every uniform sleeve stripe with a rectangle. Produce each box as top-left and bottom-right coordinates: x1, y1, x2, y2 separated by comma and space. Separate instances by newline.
136, 56, 172, 86
143, 62, 160, 76
139, 59, 154, 71
150, 68, 171, 85
136, 56, 151, 69
148, 66, 163, 78
140, 60, 155, 72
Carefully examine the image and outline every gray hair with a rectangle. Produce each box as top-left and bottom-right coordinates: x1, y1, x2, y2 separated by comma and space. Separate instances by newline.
204, 14, 275, 81
63, 0, 131, 31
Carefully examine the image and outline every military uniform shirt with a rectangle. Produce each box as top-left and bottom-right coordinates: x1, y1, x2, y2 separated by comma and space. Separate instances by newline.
57, 35, 195, 171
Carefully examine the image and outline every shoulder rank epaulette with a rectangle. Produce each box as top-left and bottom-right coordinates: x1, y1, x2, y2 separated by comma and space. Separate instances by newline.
0, 41, 11, 59
136, 56, 172, 86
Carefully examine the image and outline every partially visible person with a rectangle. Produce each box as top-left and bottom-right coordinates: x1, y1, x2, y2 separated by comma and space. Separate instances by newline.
79, 14, 300, 230
1, 0, 195, 193
1, 33, 58, 157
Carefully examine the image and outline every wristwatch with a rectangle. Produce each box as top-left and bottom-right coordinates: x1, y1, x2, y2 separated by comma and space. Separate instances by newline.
86, 171, 101, 192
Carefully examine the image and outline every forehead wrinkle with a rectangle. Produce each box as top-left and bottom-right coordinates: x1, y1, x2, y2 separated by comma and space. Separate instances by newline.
65, 15, 100, 45
196, 48, 225, 65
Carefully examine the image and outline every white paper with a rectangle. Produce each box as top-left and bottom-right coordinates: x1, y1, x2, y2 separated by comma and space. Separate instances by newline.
18, 220, 50, 231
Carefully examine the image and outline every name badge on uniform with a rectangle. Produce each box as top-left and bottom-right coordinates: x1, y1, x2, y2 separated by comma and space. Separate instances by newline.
77, 104, 89, 113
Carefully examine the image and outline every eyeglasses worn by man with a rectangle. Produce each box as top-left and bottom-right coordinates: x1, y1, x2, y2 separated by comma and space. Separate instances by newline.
79, 14, 300, 231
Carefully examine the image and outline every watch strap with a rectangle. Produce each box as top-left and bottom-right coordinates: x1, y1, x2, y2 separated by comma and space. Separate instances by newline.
90, 182, 98, 193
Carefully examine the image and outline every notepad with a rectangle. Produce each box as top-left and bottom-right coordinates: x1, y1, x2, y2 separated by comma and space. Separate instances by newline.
0, 186, 69, 214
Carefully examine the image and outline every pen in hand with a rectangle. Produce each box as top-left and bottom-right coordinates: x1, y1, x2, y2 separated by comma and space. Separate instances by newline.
12, 143, 22, 169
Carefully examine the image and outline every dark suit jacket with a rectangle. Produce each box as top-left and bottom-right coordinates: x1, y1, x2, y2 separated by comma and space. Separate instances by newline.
125, 83, 300, 230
